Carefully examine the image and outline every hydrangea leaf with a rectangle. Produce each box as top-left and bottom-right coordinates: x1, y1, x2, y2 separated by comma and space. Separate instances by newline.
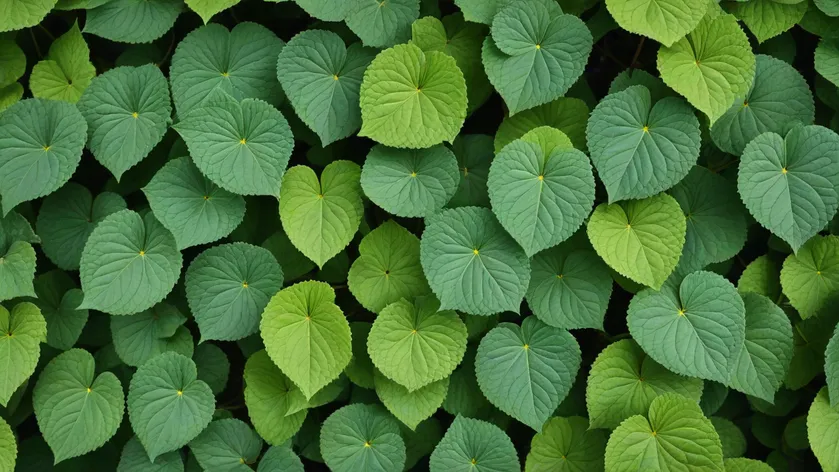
368, 296, 467, 391
475, 317, 581, 431
730, 0, 807, 45
711, 55, 814, 156
808, 387, 839, 471
189, 419, 263, 471
0, 241, 36, 302
33, 348, 123, 464
320, 404, 406, 472
525, 416, 606, 472
374, 371, 448, 430
127, 352, 215, 461
345, 0, 419, 48
293, 0, 352, 21
587, 193, 686, 289
657, 12, 756, 124
80, 210, 183, 315
420, 206, 531, 315
243, 350, 307, 446
738, 255, 781, 301
29, 22, 96, 103
738, 125, 839, 252
723, 458, 775, 472
84, 0, 182, 44
260, 281, 352, 399
361, 144, 460, 218
712, 417, 746, 458
605, 0, 708, 46
0, 0, 55, 32
277, 30, 375, 147
0, 417, 14, 471
174, 96, 293, 196
77, 65, 172, 180
184, 0, 240, 23
0, 302, 46, 406
586, 85, 701, 202
482, 0, 593, 115
36, 182, 127, 270
257, 446, 304, 472
494, 98, 590, 153
604, 393, 724, 472
170, 23, 284, 117
429, 416, 520, 472
586, 339, 704, 430
32, 270, 89, 351
111, 303, 193, 367
279, 161, 362, 268
186, 243, 283, 342
345, 322, 375, 389
347, 221, 430, 314
816, 40, 839, 88
118, 436, 183, 472
358, 43, 467, 148
449, 134, 494, 208
628, 270, 746, 384
0, 98, 87, 215
780, 235, 839, 318
489, 132, 595, 256
193, 343, 229, 396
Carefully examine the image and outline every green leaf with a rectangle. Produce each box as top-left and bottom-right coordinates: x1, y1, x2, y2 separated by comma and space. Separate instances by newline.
604, 393, 724, 471
127, 352, 215, 461
0, 0, 55, 32
360, 144, 460, 217
260, 281, 352, 398
36, 182, 127, 270
0, 83, 23, 113
828, 326, 839, 407
587, 193, 686, 289
347, 221, 430, 313
345, 322, 375, 389
320, 403, 406, 472
111, 303, 193, 367
0, 240, 36, 302
277, 30, 375, 146
374, 371, 448, 430
723, 458, 775, 472
292, 0, 352, 21
488, 129, 595, 256
186, 243, 283, 341
817, 40, 839, 88
475, 316, 581, 431
170, 23, 285, 117
0, 40, 24, 88
524, 416, 606, 472
258, 446, 304, 472
494, 97, 590, 153
243, 350, 307, 446
608, 68, 675, 104
453, 0, 508, 24
586, 85, 701, 202
711, 417, 746, 459
32, 270, 88, 351
628, 270, 746, 384
429, 415, 520, 472
261, 230, 315, 282
279, 161, 362, 268
33, 348, 123, 464
738, 126, 839, 252
118, 436, 184, 472
786, 310, 839, 390
368, 296, 467, 391
193, 343, 229, 396
144, 156, 245, 249
586, 339, 703, 430
0, 98, 87, 215
657, 12, 756, 124
730, 0, 807, 45
185, 0, 240, 23
738, 255, 781, 300
189, 419, 263, 471
29, 22, 96, 103
420, 206, 531, 315
80, 210, 183, 315
443, 346, 491, 418
449, 134, 494, 208
606, 0, 707, 46
0, 302, 45, 406
808, 387, 839, 471
78, 64, 172, 180
482, 0, 593, 115
780, 235, 839, 319
84, 0, 182, 44
345, 0, 419, 48
0, 417, 15, 472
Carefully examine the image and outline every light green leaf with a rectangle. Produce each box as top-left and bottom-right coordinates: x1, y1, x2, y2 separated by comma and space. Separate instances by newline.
430, 415, 520, 472
0, 241, 36, 302
277, 30, 375, 146
185, 0, 240, 23
495, 97, 590, 153
808, 387, 839, 471
628, 270, 746, 383
723, 458, 775, 472
738, 255, 781, 301
606, 0, 707, 46
729, 0, 807, 45
0, 98, 87, 215
345, 0, 419, 48
475, 316, 581, 431
118, 436, 184, 472
243, 350, 307, 446
293, 0, 352, 20
347, 221, 430, 314
359, 43, 467, 148
368, 296, 467, 391
194, 343, 229, 396
189, 419, 262, 471
84, 0, 182, 44
279, 161, 362, 268
738, 126, 839, 252
525, 416, 606, 472
0, 40, 24, 88
29, 22, 96, 103
586, 85, 700, 202
186, 243, 283, 341
657, 12, 755, 124
449, 134, 494, 208
361, 144, 460, 217
320, 403, 406, 472
128, 352, 215, 461
781, 235, 839, 318
260, 281, 352, 399
587, 193, 686, 289
586, 339, 703, 430
0, 0, 55, 32
0, 417, 15, 472
33, 348, 123, 464
0, 302, 45, 406
420, 206, 531, 315
604, 393, 724, 471
374, 371, 448, 430
111, 303, 193, 367
32, 270, 88, 351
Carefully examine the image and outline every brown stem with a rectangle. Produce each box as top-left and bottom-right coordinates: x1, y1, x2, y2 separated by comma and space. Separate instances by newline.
630, 37, 646, 68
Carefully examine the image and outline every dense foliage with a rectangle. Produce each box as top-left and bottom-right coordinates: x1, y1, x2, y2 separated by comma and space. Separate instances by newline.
3, 0, 839, 470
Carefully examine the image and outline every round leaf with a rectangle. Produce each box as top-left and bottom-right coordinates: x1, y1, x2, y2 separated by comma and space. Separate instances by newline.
807, 387, 839, 471
189, 419, 263, 471
0, 0, 55, 32
374, 371, 448, 430
320, 403, 407, 472
780, 234, 839, 318
118, 436, 183, 472
429, 415, 520, 472
494, 97, 589, 153
525, 416, 606, 472
345, 0, 419, 48
257, 446, 304, 472
606, 0, 708, 46
111, 303, 193, 367
193, 343, 230, 396
0, 302, 46, 406
83, 0, 181, 44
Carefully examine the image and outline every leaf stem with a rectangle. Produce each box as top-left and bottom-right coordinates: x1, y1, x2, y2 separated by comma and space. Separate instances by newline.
630, 37, 645, 68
